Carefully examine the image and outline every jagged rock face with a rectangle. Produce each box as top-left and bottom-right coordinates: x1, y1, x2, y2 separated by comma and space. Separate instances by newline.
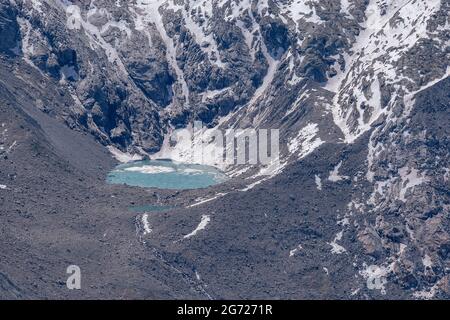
1, 0, 449, 299
0, 1, 20, 55
325, 1, 450, 297
5, 0, 362, 154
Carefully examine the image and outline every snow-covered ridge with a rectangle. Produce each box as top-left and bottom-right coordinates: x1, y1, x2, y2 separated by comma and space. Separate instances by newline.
328, 0, 444, 143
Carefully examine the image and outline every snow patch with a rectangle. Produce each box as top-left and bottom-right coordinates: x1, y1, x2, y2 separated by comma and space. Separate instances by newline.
60, 65, 79, 82
398, 166, 428, 202
413, 284, 439, 300
183, 215, 211, 239
288, 123, 324, 159
151, 124, 227, 171
328, 231, 347, 254
187, 193, 227, 208
202, 88, 229, 102
315, 174, 322, 191
279, 0, 322, 27
16, 17, 41, 72
422, 254, 432, 269
107, 146, 143, 163
60, 2, 130, 75
142, 213, 152, 235
328, 161, 350, 182
350, 288, 360, 296
289, 244, 303, 257
359, 264, 389, 295
28, 0, 43, 13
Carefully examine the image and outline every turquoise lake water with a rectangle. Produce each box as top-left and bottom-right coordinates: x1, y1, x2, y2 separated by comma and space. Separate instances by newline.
107, 160, 228, 190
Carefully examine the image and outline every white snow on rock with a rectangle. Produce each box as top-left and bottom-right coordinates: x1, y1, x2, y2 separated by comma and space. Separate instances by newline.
289, 244, 303, 257
137, 0, 225, 69
369, 165, 430, 206
340, 0, 352, 16
151, 124, 228, 170
239, 178, 266, 192
327, 0, 443, 142
187, 193, 227, 208
59, 65, 79, 82
328, 161, 349, 182
16, 17, 41, 72
183, 215, 211, 239
413, 284, 439, 300
227, 166, 252, 178
288, 123, 324, 159
359, 263, 389, 295
107, 146, 143, 163
252, 156, 285, 179
248, 41, 279, 110
337, 217, 350, 227
422, 254, 433, 269
134, 0, 190, 102
2, 141, 18, 155
328, 231, 347, 254
181, 1, 225, 68
284, 86, 310, 117
315, 174, 322, 191
142, 213, 152, 235
58, 1, 131, 75
0, 185, 7, 190
202, 88, 230, 103
224, 1, 282, 121
239, 160, 289, 192
278, 0, 322, 27
406, 66, 450, 101
398, 166, 429, 202
350, 288, 360, 296
28, 0, 43, 13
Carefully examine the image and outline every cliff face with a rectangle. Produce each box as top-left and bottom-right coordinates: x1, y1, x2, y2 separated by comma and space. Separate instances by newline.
0, 0, 449, 299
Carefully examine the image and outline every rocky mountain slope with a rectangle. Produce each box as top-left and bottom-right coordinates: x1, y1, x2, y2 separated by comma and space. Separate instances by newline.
0, 0, 449, 299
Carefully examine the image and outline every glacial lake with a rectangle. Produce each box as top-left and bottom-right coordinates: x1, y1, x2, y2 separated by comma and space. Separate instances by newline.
107, 160, 228, 190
